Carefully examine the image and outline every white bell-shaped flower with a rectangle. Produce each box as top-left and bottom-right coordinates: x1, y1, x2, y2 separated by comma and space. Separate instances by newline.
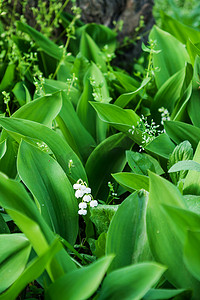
78, 209, 87, 215
90, 200, 98, 207
83, 194, 91, 202
79, 202, 87, 209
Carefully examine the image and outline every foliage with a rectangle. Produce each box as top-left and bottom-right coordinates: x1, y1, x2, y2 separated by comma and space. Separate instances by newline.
0, 0, 200, 299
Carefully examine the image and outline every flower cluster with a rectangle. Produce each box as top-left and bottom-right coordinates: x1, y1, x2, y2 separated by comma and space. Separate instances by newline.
129, 115, 163, 152
73, 179, 98, 215
158, 107, 170, 125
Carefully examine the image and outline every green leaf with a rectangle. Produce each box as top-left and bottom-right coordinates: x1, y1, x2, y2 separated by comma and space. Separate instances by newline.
145, 133, 175, 159
164, 120, 200, 150
126, 150, 164, 176
184, 230, 200, 281
46, 255, 114, 300
144, 288, 191, 300
114, 77, 151, 108
17, 140, 78, 245
112, 173, 149, 192
0, 172, 76, 276
91, 102, 143, 144
80, 31, 107, 72
184, 141, 200, 195
17, 21, 63, 60
147, 172, 200, 295
0, 213, 9, 233
0, 117, 87, 182
0, 238, 62, 300
83, 23, 117, 54
149, 26, 190, 88
113, 71, 140, 92
12, 82, 31, 106
0, 234, 31, 293
0, 64, 15, 92
169, 160, 200, 173
13, 91, 62, 127
187, 56, 200, 127
106, 191, 152, 273
161, 12, 200, 45
99, 262, 166, 300
56, 91, 96, 162
0, 139, 6, 159
77, 63, 110, 143
85, 133, 133, 199
168, 140, 193, 185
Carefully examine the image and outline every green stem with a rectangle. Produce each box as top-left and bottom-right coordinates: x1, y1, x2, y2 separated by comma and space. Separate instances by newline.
50, 0, 70, 28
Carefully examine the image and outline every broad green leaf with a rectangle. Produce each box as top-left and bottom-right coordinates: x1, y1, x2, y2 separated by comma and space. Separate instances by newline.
80, 31, 107, 72
12, 82, 31, 106
151, 68, 185, 117
46, 255, 114, 300
161, 12, 200, 45
183, 195, 200, 215
18, 140, 78, 245
0, 234, 31, 293
187, 40, 200, 65
164, 120, 200, 150
77, 63, 110, 143
13, 91, 62, 127
0, 238, 62, 300
184, 142, 200, 195
106, 191, 151, 272
126, 150, 164, 176
113, 71, 140, 92
0, 117, 87, 182
85, 133, 133, 199
112, 173, 149, 192
91, 102, 143, 144
0, 92, 62, 178
149, 26, 190, 88
0, 213, 9, 233
0, 136, 18, 178
144, 288, 191, 300
83, 23, 117, 54
168, 141, 193, 185
99, 262, 166, 300
147, 172, 200, 295
0, 172, 76, 276
145, 133, 175, 159
184, 230, 200, 281
169, 160, 200, 173
187, 56, 200, 127
17, 21, 63, 60
0, 64, 15, 92
0, 139, 6, 159
114, 77, 151, 108
57, 91, 96, 162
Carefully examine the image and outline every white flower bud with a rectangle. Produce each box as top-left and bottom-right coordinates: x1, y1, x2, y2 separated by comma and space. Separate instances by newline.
78, 209, 87, 215
83, 195, 91, 202
90, 200, 98, 207
79, 202, 87, 209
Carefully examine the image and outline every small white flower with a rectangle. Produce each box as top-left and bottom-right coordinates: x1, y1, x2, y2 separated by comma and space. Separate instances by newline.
79, 202, 87, 209
84, 187, 91, 194
90, 200, 98, 207
78, 209, 87, 215
83, 194, 91, 202
73, 183, 82, 190
75, 189, 85, 198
